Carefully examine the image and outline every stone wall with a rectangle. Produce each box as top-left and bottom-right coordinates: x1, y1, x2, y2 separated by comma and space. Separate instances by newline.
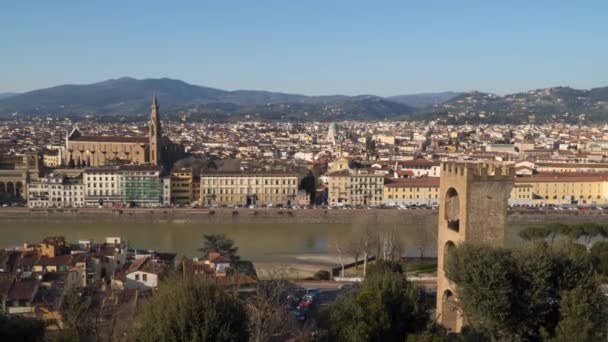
2, 208, 608, 226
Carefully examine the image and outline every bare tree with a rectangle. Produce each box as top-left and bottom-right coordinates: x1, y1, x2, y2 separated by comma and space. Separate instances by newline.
247, 268, 301, 342
345, 236, 363, 269
379, 226, 403, 262
359, 226, 378, 277
411, 224, 437, 259
334, 239, 346, 277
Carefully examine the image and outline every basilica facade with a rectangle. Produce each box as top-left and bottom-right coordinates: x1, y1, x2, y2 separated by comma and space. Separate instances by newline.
63, 96, 163, 167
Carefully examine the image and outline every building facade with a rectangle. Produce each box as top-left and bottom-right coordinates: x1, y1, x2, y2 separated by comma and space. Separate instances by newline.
0, 153, 41, 201
383, 177, 440, 206
200, 171, 298, 206
83, 167, 121, 207
63, 96, 163, 167
509, 173, 608, 206
119, 165, 162, 207
170, 168, 194, 205
326, 157, 384, 206
27, 173, 84, 208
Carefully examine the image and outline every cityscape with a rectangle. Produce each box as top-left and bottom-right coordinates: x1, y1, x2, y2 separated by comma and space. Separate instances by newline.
2, 1, 608, 341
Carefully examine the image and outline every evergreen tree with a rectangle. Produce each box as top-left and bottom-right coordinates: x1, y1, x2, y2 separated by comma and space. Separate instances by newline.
199, 234, 239, 261
133, 276, 248, 342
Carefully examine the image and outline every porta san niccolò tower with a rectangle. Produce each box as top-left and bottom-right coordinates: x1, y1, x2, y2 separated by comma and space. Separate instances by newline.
436, 161, 515, 333
62, 96, 162, 167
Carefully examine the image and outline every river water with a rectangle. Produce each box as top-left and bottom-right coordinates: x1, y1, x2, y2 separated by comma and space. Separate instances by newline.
0, 220, 525, 264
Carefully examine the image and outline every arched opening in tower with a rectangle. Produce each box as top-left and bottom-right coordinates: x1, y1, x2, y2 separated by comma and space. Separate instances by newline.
443, 240, 455, 265
445, 188, 460, 232
441, 289, 459, 332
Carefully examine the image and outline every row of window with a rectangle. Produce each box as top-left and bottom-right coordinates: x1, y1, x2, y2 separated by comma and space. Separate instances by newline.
387, 194, 439, 199
204, 188, 296, 195
202, 178, 297, 186
386, 187, 438, 192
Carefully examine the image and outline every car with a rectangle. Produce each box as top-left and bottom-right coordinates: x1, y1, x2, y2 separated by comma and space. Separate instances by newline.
297, 300, 313, 310
290, 310, 307, 322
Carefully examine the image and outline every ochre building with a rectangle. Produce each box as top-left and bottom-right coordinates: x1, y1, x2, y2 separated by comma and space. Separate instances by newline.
200, 171, 298, 206
63, 96, 163, 167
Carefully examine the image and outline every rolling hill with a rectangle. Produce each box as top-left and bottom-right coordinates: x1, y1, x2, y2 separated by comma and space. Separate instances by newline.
0, 77, 416, 120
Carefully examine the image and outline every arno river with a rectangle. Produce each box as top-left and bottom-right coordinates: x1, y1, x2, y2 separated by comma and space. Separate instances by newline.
0, 218, 526, 270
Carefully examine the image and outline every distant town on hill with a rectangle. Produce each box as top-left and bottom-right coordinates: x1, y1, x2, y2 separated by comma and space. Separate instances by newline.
0, 77, 607, 123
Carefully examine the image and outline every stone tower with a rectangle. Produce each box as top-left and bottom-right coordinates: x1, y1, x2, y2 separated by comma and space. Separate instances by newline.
436, 161, 514, 333
149, 95, 162, 166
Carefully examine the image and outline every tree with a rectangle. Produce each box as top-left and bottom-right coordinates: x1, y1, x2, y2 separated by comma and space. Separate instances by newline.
60, 287, 95, 341
359, 226, 377, 277
379, 227, 403, 262
591, 241, 608, 277
445, 242, 607, 341
345, 235, 363, 268
247, 269, 302, 342
549, 285, 607, 342
132, 276, 248, 342
199, 233, 239, 261
0, 315, 45, 342
411, 225, 436, 259
299, 170, 316, 205
334, 239, 346, 277
319, 261, 429, 342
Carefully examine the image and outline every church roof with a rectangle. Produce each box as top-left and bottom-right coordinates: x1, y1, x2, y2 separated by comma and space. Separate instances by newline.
69, 136, 148, 144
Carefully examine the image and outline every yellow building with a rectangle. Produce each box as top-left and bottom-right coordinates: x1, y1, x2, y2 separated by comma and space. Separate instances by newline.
383, 177, 440, 206
509, 173, 608, 206
200, 171, 299, 206
43, 150, 62, 167
327, 157, 384, 206
170, 168, 193, 205
63, 96, 162, 167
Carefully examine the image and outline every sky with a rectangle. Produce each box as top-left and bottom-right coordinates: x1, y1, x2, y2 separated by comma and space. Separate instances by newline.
1, 0, 606, 96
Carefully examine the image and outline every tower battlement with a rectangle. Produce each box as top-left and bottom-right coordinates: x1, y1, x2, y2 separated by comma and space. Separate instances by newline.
441, 161, 514, 180
436, 160, 514, 333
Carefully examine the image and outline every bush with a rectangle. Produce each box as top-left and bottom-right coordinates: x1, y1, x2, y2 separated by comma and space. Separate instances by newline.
313, 270, 330, 280
319, 261, 429, 342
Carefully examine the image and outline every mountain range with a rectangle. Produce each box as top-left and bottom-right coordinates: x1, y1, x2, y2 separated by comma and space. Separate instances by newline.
0, 77, 606, 123
0, 78, 454, 120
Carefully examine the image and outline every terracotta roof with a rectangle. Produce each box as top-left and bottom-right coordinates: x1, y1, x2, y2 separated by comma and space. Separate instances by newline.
515, 174, 608, 183
201, 170, 298, 177
7, 279, 38, 301
0, 273, 15, 297
70, 136, 148, 144
127, 257, 166, 275
326, 169, 351, 177
536, 162, 608, 169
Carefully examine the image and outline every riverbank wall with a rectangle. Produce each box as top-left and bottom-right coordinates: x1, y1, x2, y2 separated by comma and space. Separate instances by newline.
3, 208, 608, 226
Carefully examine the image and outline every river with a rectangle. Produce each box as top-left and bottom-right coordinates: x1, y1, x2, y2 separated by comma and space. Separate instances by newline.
0, 217, 529, 276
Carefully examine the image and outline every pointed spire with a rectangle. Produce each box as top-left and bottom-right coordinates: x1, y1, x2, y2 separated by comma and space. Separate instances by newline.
152, 94, 158, 109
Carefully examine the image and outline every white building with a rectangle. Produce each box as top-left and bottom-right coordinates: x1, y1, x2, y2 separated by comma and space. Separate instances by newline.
84, 167, 121, 207
27, 173, 84, 208
125, 256, 165, 290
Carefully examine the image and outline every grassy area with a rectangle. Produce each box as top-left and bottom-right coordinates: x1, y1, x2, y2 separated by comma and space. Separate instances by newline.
339, 258, 438, 277
402, 259, 437, 275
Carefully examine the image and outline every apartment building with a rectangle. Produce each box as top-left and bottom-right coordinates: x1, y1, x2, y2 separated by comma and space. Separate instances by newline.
83, 165, 161, 207
509, 173, 608, 206
170, 168, 193, 205
327, 157, 384, 206
28, 173, 84, 208
383, 177, 440, 206
200, 171, 298, 206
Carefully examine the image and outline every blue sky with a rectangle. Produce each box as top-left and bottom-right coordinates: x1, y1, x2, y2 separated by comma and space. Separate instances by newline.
1, 0, 606, 96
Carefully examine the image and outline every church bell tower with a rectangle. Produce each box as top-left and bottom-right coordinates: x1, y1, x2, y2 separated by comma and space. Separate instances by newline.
149, 95, 161, 166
